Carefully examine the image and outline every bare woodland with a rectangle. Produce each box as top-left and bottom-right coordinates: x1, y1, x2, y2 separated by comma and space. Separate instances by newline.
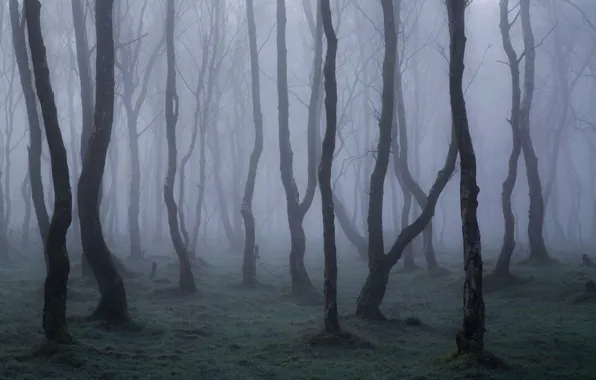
0, 0, 595, 378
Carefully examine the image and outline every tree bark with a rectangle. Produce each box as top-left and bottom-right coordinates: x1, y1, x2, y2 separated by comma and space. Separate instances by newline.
25, 0, 73, 343
319, 0, 339, 333
446, 0, 485, 352
164, 0, 197, 293
10, 0, 49, 264
241, 0, 265, 286
519, 0, 550, 263
78, 0, 129, 324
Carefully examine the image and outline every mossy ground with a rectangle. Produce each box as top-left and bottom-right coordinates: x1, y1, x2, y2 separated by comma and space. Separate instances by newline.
1, 240, 595, 379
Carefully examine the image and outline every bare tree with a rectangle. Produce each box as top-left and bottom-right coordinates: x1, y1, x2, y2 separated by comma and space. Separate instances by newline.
9, 0, 49, 264
445, 0, 485, 356
78, 0, 129, 324
164, 0, 197, 293
241, 0, 265, 286
355, 0, 457, 320
24, 0, 73, 343
318, 0, 340, 333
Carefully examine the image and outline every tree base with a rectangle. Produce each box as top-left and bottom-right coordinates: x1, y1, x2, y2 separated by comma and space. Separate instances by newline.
298, 330, 374, 349
443, 349, 510, 370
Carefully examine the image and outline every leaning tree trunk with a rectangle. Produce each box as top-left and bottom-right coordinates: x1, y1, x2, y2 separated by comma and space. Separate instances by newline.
492, 0, 522, 279
25, 0, 73, 343
78, 0, 129, 324
10, 0, 49, 265
355, 0, 458, 318
446, 0, 485, 353
519, 0, 550, 264
241, 0, 265, 286
319, 0, 340, 333
164, 0, 197, 293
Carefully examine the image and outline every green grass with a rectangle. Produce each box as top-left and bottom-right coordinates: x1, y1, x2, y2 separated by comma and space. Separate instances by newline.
1, 242, 595, 380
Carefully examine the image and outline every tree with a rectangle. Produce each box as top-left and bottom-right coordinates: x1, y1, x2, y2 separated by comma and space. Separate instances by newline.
518, 0, 551, 264
164, 0, 197, 293
9, 0, 49, 266
24, 0, 73, 343
78, 0, 129, 324
355, 0, 457, 320
318, 0, 340, 333
445, 0, 485, 355
276, 0, 320, 297
241, 0, 265, 286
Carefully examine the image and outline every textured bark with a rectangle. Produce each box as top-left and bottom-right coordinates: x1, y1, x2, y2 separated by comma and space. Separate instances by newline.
355, 0, 457, 320
276, 0, 321, 295
241, 0, 265, 286
71, 0, 94, 278
164, 0, 197, 293
78, 0, 129, 324
319, 0, 339, 333
493, 0, 522, 277
446, 0, 485, 352
10, 0, 49, 263
25, 0, 72, 343
519, 0, 550, 263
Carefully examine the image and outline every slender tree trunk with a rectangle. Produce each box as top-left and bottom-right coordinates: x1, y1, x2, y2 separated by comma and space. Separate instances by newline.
446, 0, 485, 353
10, 0, 49, 265
25, 0, 73, 343
164, 0, 197, 293
319, 0, 340, 333
78, 0, 129, 324
519, 0, 550, 264
241, 0, 265, 286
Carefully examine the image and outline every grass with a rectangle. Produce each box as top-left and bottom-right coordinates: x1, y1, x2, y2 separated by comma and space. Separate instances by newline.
1, 239, 595, 380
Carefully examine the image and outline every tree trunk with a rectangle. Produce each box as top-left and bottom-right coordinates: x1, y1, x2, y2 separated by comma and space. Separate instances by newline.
20, 174, 32, 249
493, 0, 522, 278
446, 0, 485, 353
10, 0, 49, 265
71, 0, 95, 278
25, 0, 73, 343
78, 0, 129, 324
319, 0, 339, 332
164, 0, 197, 293
519, 0, 550, 264
241, 0, 265, 286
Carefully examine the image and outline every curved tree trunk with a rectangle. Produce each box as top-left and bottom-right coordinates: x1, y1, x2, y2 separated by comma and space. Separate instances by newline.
446, 0, 486, 353
10, 0, 49, 265
241, 0, 265, 286
78, 0, 129, 324
25, 0, 73, 343
164, 0, 197, 293
319, 0, 340, 333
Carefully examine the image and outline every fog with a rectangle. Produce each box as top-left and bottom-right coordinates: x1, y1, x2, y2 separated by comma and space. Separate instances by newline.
1, 0, 595, 379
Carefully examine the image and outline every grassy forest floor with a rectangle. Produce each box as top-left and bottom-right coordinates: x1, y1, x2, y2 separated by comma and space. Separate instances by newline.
0, 239, 595, 380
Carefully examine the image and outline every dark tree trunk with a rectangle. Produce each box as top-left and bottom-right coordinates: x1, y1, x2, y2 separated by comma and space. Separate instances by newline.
164, 0, 197, 293
71, 0, 95, 278
78, 0, 129, 324
25, 0, 73, 343
276, 0, 320, 295
241, 0, 265, 286
10, 0, 49, 265
519, 0, 550, 264
493, 0, 522, 278
319, 0, 339, 333
446, 0, 485, 353
355, 0, 458, 320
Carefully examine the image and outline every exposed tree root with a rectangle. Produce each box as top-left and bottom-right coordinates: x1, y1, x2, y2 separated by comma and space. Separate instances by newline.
298, 330, 374, 349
